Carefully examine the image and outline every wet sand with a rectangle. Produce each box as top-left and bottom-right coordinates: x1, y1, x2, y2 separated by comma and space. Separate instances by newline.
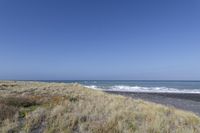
105, 91, 200, 116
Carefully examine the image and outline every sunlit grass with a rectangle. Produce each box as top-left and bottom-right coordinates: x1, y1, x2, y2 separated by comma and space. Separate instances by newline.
0, 81, 200, 133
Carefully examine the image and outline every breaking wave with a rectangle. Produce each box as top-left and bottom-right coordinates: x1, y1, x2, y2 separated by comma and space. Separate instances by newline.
85, 85, 200, 94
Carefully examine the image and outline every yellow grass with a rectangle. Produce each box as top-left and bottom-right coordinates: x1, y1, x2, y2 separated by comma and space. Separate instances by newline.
0, 81, 200, 133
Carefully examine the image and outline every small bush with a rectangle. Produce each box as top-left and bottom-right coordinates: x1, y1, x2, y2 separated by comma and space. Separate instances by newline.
0, 104, 18, 121
69, 96, 78, 102
0, 83, 17, 88
0, 96, 38, 107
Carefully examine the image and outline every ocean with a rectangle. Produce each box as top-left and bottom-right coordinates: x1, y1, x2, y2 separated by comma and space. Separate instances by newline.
40, 80, 200, 94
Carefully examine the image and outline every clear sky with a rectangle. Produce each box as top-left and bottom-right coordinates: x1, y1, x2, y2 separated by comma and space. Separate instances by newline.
0, 0, 200, 80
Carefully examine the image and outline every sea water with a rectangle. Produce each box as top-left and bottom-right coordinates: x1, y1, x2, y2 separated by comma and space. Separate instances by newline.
40, 80, 200, 94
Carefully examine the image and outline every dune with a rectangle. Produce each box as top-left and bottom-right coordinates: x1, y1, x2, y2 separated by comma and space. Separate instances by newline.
0, 81, 200, 133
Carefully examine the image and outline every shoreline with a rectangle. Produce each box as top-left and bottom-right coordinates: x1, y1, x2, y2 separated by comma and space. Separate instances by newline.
105, 91, 200, 116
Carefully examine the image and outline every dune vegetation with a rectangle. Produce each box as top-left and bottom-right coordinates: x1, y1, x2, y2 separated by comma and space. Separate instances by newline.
0, 81, 200, 133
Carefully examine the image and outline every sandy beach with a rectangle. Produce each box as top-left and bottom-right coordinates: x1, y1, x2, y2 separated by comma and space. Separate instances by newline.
106, 91, 200, 116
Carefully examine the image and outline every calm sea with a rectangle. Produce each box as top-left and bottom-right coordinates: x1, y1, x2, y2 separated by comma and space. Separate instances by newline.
38, 80, 200, 94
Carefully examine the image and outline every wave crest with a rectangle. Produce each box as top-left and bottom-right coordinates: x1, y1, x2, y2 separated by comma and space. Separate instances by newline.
85, 85, 200, 93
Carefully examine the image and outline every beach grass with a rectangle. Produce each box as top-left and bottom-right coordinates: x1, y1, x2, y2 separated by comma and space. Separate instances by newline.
0, 81, 200, 133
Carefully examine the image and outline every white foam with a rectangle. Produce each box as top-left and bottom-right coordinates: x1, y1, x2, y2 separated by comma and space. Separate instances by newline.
85, 85, 200, 94
84, 85, 100, 90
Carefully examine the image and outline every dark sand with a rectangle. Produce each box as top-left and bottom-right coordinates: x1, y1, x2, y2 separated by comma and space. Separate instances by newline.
105, 91, 200, 116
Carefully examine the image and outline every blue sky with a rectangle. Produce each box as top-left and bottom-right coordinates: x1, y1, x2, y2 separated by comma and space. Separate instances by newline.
0, 0, 200, 80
